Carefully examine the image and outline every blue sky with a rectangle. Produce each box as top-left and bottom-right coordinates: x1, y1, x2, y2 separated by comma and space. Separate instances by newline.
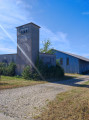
0, 0, 89, 58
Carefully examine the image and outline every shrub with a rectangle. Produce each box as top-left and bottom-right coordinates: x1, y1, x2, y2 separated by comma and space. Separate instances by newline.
0, 62, 16, 76
7, 62, 16, 76
22, 66, 32, 80
22, 58, 64, 80
35, 58, 64, 79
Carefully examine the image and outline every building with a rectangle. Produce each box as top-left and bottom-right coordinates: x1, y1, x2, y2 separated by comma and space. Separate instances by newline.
0, 22, 89, 74
52, 49, 89, 74
0, 22, 56, 74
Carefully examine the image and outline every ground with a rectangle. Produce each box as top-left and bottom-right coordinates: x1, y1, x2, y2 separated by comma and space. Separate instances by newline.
0, 74, 89, 120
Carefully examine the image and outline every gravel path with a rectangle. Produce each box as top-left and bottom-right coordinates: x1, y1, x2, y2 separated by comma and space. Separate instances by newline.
0, 75, 89, 120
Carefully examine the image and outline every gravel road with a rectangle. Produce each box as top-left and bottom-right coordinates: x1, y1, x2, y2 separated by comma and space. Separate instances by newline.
0, 75, 89, 120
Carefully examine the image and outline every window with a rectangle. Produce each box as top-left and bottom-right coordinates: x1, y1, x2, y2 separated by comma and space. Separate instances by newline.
20, 28, 28, 34
60, 58, 63, 65
26, 29, 28, 33
66, 58, 69, 65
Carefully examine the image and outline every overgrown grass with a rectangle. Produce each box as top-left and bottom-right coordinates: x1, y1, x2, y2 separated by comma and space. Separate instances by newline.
36, 83, 89, 120
0, 76, 46, 90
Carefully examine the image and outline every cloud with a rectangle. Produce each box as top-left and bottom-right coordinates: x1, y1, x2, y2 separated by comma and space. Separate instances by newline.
0, 0, 33, 27
0, 47, 16, 54
16, 0, 32, 9
16, 0, 23, 5
40, 26, 70, 51
0, 0, 33, 54
0, 0, 71, 54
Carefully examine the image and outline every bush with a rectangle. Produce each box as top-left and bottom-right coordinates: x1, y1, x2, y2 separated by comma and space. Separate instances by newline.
22, 66, 32, 80
35, 58, 64, 79
7, 62, 16, 76
22, 58, 64, 80
0, 62, 16, 76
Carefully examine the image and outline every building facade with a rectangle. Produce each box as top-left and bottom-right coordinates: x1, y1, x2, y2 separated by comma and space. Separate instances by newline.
0, 22, 56, 74
0, 22, 89, 74
53, 49, 89, 74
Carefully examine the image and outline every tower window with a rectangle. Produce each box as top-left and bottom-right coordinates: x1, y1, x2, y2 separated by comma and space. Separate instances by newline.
60, 58, 63, 65
66, 58, 69, 65
20, 28, 28, 34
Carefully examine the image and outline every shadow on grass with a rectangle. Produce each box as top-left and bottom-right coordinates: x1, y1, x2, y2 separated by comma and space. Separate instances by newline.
45, 75, 76, 82
48, 76, 89, 88
0, 83, 9, 85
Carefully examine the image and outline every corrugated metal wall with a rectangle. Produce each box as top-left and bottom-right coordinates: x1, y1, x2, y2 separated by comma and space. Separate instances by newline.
0, 54, 16, 64
54, 50, 79, 73
79, 59, 89, 73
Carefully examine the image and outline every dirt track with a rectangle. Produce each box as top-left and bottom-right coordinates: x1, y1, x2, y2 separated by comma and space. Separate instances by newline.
0, 75, 89, 120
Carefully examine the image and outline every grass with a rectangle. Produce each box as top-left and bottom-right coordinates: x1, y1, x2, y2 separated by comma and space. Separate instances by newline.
0, 74, 77, 90
36, 82, 89, 120
0, 76, 46, 90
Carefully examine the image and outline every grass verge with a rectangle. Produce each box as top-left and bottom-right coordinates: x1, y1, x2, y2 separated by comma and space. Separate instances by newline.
0, 76, 46, 90
0, 74, 77, 90
36, 83, 89, 120
0, 73, 81, 90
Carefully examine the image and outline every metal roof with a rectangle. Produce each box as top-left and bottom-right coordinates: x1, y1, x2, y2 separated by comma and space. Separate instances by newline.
52, 49, 89, 62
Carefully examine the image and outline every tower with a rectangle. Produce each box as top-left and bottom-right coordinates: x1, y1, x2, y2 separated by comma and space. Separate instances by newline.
16, 22, 40, 74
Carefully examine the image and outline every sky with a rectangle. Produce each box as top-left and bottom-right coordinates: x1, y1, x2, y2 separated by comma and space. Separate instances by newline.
0, 0, 89, 58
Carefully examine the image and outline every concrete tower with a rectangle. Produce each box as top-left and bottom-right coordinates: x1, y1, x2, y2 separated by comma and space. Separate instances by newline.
16, 22, 40, 74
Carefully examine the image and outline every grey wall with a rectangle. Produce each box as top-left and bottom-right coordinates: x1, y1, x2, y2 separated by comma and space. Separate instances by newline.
16, 23, 40, 74
0, 54, 16, 64
53, 50, 79, 73
39, 53, 56, 66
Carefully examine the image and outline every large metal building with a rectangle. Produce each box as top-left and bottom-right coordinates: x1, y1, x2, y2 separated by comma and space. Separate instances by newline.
53, 49, 89, 74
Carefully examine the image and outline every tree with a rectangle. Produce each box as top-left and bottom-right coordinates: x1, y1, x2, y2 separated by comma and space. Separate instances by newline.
40, 39, 54, 54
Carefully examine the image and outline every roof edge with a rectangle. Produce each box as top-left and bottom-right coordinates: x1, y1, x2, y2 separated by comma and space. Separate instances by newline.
52, 49, 89, 62
16, 22, 41, 28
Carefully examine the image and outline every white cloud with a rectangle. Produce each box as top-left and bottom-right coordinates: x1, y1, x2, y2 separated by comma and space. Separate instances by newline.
0, 47, 16, 53
0, 0, 71, 54
0, 47, 16, 54
0, 0, 33, 27
0, 42, 16, 53
0, 0, 33, 54
16, 0, 23, 5
40, 26, 70, 51
16, 0, 32, 9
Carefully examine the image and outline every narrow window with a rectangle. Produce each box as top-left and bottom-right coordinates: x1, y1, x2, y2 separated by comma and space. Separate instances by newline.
60, 58, 63, 65
67, 58, 69, 65
26, 29, 27, 33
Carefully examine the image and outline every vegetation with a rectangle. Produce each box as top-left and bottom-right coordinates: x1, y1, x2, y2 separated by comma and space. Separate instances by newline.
36, 84, 89, 120
40, 39, 54, 54
0, 76, 46, 90
0, 62, 16, 76
0, 74, 76, 90
22, 59, 64, 80
22, 66, 32, 80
